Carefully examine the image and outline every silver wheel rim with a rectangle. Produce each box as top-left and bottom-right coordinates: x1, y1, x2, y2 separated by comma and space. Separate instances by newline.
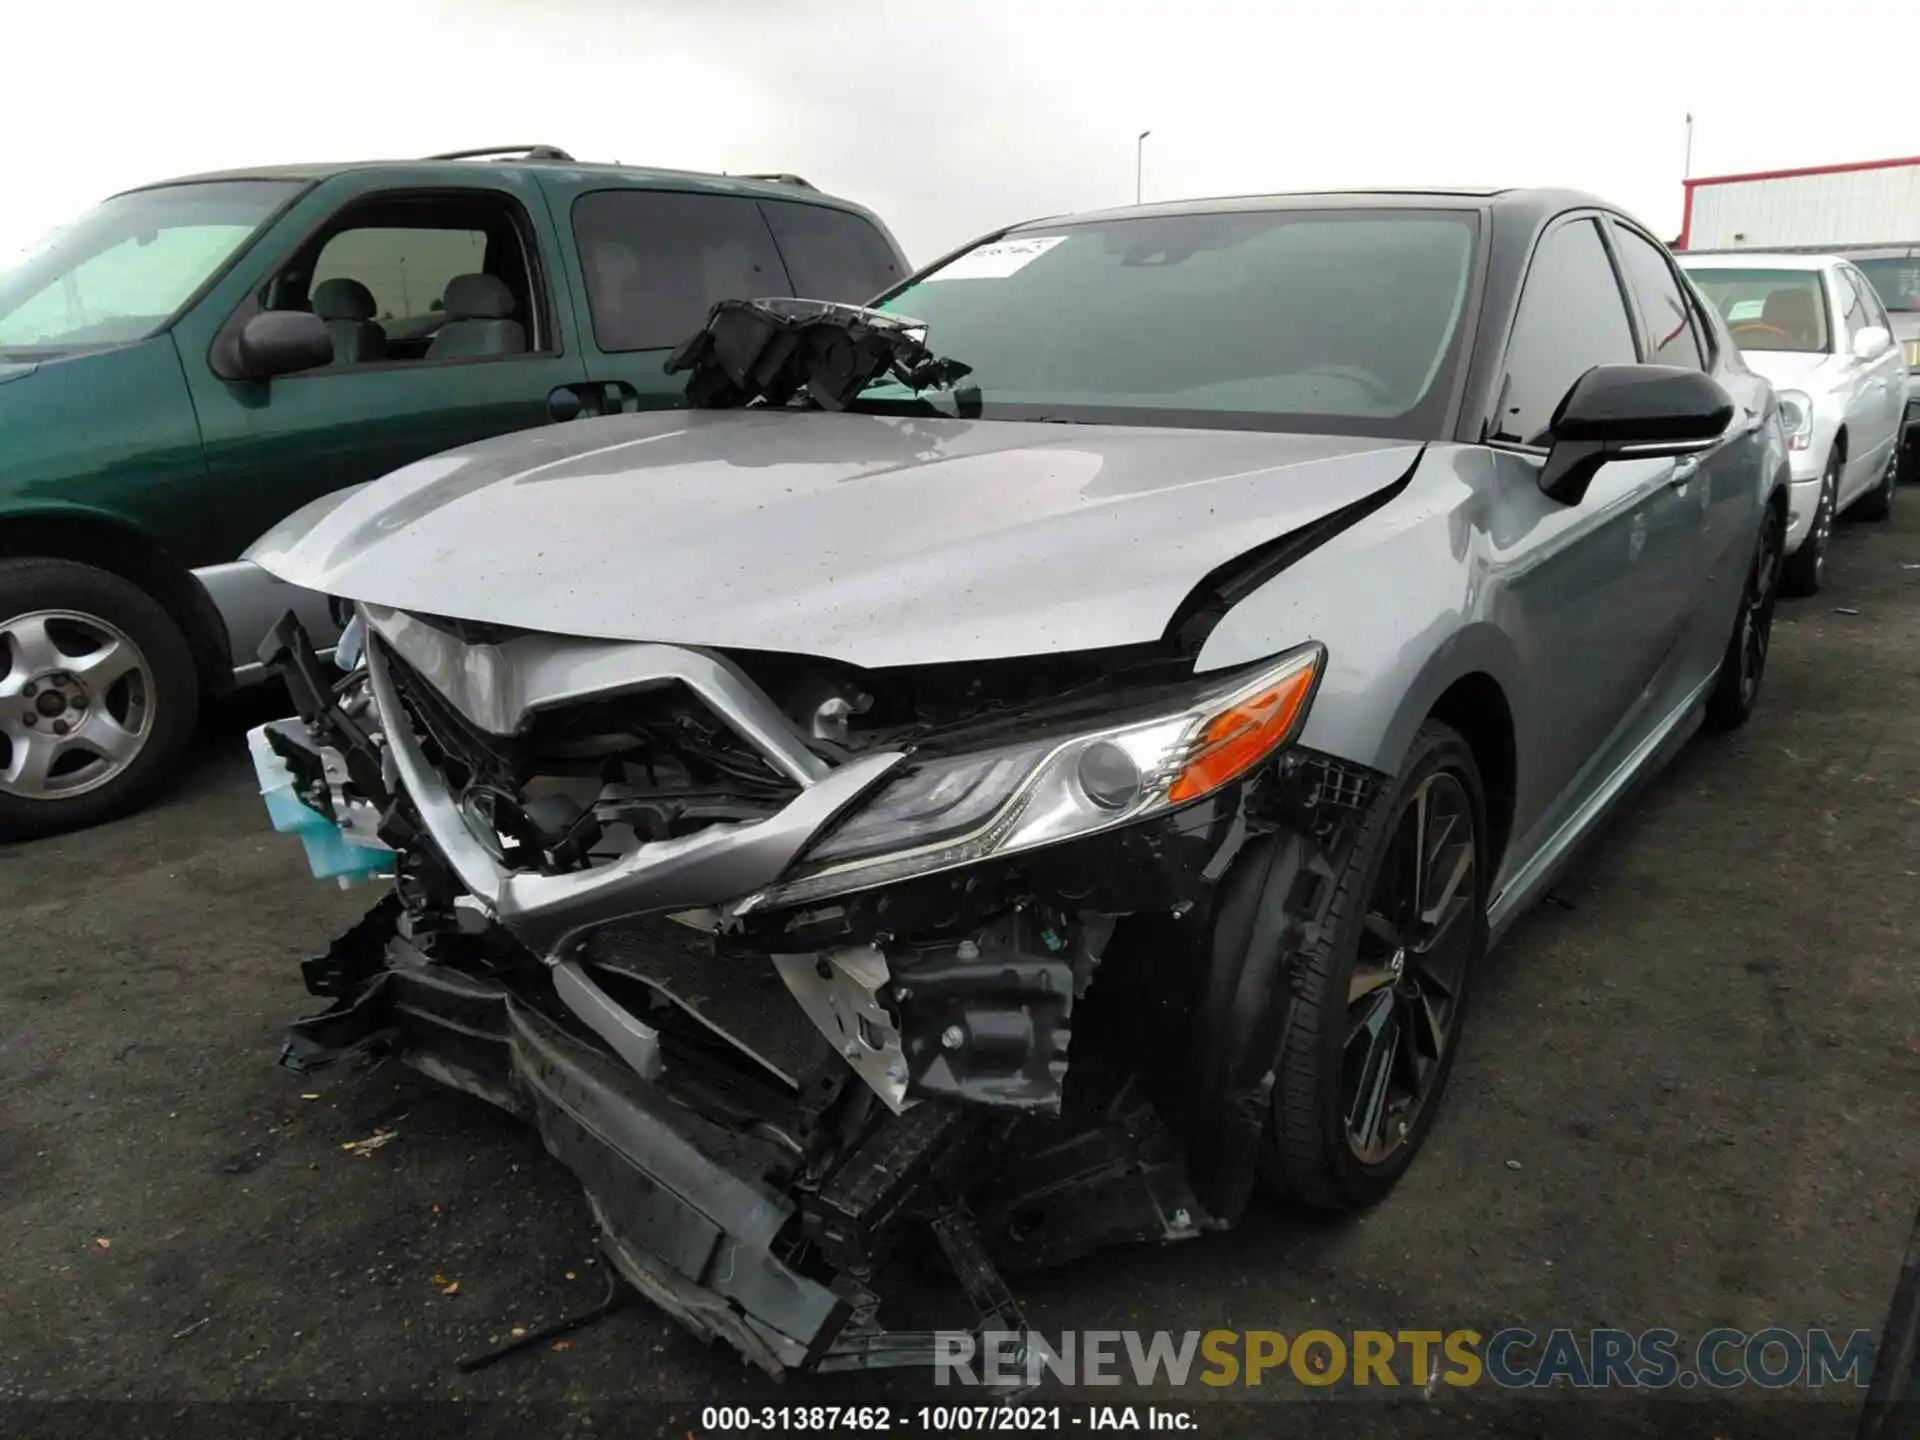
1814, 461, 1836, 577
0, 609, 156, 800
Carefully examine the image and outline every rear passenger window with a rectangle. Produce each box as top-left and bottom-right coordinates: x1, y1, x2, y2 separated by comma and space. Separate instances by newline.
1495, 218, 1639, 446
1610, 226, 1705, 370
759, 200, 904, 303
572, 191, 790, 353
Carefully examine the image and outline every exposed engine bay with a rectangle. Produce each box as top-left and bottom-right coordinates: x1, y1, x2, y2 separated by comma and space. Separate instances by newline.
253, 592, 1384, 1376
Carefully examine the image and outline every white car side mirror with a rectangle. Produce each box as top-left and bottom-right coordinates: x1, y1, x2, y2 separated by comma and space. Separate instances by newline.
1852, 325, 1891, 360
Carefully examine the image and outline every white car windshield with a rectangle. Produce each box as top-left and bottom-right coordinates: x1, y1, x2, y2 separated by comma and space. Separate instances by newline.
0, 180, 302, 353
863, 208, 1480, 440
1685, 268, 1830, 353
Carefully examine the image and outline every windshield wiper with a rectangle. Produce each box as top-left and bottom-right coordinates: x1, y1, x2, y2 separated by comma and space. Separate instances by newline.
665, 298, 972, 411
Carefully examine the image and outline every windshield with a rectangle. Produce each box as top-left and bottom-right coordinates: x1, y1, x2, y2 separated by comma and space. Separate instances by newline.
1683, 267, 1830, 352
865, 208, 1480, 438
0, 180, 301, 353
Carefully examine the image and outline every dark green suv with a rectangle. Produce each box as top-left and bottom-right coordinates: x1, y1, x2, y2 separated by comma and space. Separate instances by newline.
0, 145, 907, 839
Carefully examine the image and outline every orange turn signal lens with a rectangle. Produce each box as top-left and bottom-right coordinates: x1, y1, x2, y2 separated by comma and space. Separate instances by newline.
1167, 656, 1320, 804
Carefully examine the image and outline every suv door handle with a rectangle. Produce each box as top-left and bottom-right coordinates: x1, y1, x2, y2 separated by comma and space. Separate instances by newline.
1668, 456, 1701, 488
548, 381, 642, 422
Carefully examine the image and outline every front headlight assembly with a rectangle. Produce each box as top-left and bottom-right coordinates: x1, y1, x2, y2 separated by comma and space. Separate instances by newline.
1776, 389, 1813, 452
742, 642, 1326, 910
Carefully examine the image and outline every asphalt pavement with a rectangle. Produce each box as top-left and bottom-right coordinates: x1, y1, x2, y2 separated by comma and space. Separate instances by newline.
4, 498, 1919, 1440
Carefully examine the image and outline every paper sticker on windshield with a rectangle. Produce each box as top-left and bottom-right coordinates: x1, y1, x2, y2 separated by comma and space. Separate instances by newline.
933, 235, 1067, 281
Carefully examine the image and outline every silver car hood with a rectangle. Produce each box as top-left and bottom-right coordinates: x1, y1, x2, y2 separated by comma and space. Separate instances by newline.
248, 409, 1418, 669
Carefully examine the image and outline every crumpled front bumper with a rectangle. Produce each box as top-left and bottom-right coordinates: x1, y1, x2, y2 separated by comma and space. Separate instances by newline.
282, 904, 958, 1374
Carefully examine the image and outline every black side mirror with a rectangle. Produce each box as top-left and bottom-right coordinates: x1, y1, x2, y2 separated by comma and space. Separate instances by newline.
1538, 364, 1734, 505
236, 310, 333, 380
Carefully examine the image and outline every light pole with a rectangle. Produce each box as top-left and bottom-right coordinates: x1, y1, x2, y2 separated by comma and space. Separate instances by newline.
1684, 113, 1694, 180
1137, 130, 1151, 205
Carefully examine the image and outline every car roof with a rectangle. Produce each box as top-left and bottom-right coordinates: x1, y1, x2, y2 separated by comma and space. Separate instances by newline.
114, 155, 875, 214
1677, 252, 1838, 271
1005, 186, 1628, 230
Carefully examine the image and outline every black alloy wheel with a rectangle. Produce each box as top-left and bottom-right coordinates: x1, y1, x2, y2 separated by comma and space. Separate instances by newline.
1706, 498, 1784, 731
1341, 769, 1477, 1166
1260, 720, 1487, 1211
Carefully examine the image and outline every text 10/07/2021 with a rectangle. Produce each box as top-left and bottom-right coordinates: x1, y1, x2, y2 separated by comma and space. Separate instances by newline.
700, 1406, 1194, 1431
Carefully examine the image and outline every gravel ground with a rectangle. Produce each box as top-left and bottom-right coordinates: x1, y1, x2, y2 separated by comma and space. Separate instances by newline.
4, 499, 1918, 1440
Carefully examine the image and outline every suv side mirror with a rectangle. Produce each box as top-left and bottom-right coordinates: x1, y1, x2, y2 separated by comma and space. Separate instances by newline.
236, 311, 333, 380
1537, 364, 1734, 505
1852, 325, 1891, 361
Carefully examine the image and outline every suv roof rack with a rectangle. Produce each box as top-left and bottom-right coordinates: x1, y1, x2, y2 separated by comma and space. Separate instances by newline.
734, 172, 815, 190
426, 145, 576, 163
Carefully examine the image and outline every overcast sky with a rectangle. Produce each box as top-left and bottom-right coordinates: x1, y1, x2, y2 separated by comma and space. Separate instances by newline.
7, 0, 1916, 266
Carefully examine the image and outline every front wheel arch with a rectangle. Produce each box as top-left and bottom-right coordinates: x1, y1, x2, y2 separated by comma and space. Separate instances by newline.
1258, 719, 1490, 1211
0, 512, 231, 699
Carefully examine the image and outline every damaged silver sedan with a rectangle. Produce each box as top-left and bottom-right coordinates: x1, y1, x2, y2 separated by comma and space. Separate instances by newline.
241, 188, 1790, 1374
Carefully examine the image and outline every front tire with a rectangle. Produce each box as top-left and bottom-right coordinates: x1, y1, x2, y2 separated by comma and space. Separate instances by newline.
1259, 720, 1488, 1211
0, 558, 200, 841
1705, 498, 1783, 732
1780, 449, 1838, 597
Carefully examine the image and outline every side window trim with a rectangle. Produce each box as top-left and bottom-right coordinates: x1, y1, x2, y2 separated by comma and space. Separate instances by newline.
1600, 216, 1708, 370
1644, 222, 1713, 366
1589, 218, 1649, 363
1675, 266, 1718, 367
1484, 210, 1636, 450
1835, 265, 1868, 342
753, 199, 804, 301
1846, 266, 1891, 335
209, 183, 561, 381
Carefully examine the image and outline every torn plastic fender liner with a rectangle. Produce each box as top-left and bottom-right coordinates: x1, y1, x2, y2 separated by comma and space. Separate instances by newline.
1182, 749, 1386, 1222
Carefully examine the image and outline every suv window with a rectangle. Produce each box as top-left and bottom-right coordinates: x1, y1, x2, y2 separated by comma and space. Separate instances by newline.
312, 227, 487, 324
572, 190, 791, 353
1494, 218, 1638, 446
760, 200, 903, 303
262, 189, 548, 367
1610, 225, 1704, 369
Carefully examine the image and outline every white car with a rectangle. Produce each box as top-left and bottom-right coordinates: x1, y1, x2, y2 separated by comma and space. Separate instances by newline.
1681, 253, 1905, 594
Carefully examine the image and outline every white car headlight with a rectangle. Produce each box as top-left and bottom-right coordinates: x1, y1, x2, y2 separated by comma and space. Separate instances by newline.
1776, 389, 1813, 451
744, 642, 1326, 910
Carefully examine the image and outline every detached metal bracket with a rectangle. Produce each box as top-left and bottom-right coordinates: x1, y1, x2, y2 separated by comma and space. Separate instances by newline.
815, 1204, 1036, 1397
